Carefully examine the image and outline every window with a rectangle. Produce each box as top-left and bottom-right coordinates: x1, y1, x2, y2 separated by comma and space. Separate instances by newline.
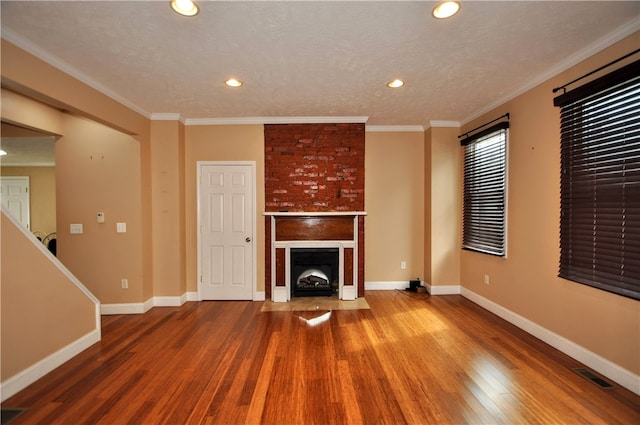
554, 59, 640, 300
461, 122, 508, 256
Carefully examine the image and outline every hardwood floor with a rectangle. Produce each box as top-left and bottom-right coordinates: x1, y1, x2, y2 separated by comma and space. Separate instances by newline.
3, 291, 639, 424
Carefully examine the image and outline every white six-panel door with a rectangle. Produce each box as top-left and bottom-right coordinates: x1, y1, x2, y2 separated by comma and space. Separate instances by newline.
0, 176, 30, 230
198, 163, 254, 300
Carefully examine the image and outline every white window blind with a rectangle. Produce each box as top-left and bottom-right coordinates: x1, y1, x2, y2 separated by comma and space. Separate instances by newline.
461, 122, 508, 257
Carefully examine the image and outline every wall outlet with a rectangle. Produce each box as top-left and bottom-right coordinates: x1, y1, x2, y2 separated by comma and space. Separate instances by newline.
401, 261, 407, 270
121, 279, 128, 289
484, 274, 490, 285
70, 223, 83, 234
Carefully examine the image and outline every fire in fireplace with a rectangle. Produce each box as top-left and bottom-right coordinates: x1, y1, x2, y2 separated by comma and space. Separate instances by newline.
290, 248, 339, 297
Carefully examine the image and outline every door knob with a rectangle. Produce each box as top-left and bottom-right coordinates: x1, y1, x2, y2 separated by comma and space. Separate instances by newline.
246, 237, 252, 243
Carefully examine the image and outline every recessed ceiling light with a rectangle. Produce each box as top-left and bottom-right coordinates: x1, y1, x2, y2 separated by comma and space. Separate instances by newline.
170, 0, 199, 17
387, 79, 404, 88
225, 78, 243, 88
0, 150, 7, 156
432, 1, 460, 19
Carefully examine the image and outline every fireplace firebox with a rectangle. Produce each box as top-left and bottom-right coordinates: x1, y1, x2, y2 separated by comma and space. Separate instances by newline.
290, 248, 338, 297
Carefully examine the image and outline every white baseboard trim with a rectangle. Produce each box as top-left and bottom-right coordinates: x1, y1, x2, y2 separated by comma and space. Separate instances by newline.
365, 281, 462, 295
101, 291, 263, 314
461, 287, 640, 396
365, 281, 409, 290
0, 329, 101, 402
426, 284, 461, 295
101, 302, 148, 315
153, 294, 187, 307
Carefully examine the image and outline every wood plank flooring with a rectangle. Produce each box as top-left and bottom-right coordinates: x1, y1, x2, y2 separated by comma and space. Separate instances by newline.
3, 291, 639, 424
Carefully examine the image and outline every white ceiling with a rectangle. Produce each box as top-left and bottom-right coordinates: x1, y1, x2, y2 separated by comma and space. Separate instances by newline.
1, 1, 639, 129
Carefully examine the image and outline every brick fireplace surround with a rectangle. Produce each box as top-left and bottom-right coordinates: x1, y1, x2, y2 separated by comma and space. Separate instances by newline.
264, 123, 365, 300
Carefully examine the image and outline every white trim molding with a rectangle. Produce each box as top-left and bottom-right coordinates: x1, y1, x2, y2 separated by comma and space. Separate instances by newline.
101, 295, 184, 314
461, 287, 640, 395
0, 329, 100, 402
100, 292, 264, 314
150, 113, 182, 121
185, 116, 369, 126
428, 121, 460, 128
365, 281, 410, 291
186, 291, 200, 302
366, 125, 425, 133
153, 294, 188, 307
427, 284, 461, 295
101, 301, 150, 315
365, 282, 462, 294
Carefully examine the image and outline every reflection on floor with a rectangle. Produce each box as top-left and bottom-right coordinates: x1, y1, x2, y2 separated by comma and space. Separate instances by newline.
261, 295, 370, 312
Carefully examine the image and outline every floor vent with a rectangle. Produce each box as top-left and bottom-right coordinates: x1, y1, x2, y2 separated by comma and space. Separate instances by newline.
572, 368, 615, 389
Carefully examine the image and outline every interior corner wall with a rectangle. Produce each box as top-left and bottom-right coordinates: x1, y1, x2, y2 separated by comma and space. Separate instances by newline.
365, 131, 425, 282
426, 126, 461, 288
459, 32, 640, 376
150, 120, 186, 297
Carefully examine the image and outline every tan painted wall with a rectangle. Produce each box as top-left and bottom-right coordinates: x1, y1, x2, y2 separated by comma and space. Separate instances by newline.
459, 33, 640, 374
1, 41, 154, 305
150, 120, 186, 296
185, 125, 266, 293
365, 131, 425, 282
56, 114, 144, 304
1, 166, 56, 235
1, 88, 63, 136
423, 129, 432, 282
426, 126, 461, 287
1, 211, 96, 380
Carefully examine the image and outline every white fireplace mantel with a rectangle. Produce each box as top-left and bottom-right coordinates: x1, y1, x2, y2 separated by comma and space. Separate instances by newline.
265, 211, 366, 302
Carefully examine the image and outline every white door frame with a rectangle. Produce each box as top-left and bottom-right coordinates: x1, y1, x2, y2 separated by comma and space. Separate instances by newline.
196, 161, 257, 301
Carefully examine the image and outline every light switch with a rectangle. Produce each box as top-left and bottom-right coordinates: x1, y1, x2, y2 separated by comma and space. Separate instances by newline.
116, 222, 127, 233
97, 212, 105, 223
70, 223, 83, 234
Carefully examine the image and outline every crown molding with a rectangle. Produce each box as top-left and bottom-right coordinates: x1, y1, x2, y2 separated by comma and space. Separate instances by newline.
150, 113, 182, 121
366, 125, 425, 132
184, 116, 369, 126
461, 18, 640, 126
1, 29, 152, 119
427, 121, 460, 129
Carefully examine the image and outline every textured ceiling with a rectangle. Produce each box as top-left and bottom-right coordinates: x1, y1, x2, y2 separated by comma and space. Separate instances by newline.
1, 1, 639, 128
